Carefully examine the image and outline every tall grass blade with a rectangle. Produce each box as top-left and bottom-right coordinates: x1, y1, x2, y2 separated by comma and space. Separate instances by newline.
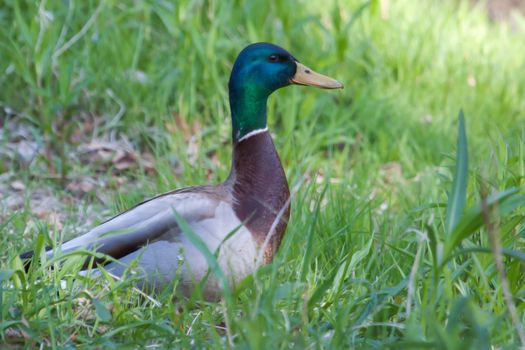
442, 188, 525, 264
445, 110, 468, 235
300, 184, 327, 281
444, 246, 525, 264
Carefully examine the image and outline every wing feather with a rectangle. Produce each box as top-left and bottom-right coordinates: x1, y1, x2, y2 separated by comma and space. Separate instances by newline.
43, 186, 228, 265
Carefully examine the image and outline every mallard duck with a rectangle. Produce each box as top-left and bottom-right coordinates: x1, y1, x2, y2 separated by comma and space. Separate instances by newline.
22, 43, 343, 299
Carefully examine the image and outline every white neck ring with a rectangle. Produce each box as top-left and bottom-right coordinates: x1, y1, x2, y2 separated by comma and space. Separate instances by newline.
238, 127, 268, 142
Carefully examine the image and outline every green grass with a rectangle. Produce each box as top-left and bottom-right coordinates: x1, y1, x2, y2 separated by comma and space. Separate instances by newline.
1, 0, 525, 348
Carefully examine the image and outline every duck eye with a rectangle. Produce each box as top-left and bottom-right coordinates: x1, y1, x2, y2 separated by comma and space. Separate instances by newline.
268, 54, 279, 62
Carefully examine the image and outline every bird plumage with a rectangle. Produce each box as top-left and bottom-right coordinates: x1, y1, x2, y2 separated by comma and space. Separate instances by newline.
21, 42, 343, 299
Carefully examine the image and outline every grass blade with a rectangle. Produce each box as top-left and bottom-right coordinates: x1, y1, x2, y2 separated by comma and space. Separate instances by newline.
442, 188, 525, 264
92, 298, 112, 322
445, 110, 469, 235
170, 208, 231, 298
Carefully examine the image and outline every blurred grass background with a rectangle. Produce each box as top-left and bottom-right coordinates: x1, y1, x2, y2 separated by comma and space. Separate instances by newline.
1, 0, 525, 348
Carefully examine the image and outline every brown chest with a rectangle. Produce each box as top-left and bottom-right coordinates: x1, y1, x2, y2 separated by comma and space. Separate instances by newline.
227, 132, 291, 263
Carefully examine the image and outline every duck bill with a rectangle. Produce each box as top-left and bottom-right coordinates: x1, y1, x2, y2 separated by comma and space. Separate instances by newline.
291, 62, 343, 89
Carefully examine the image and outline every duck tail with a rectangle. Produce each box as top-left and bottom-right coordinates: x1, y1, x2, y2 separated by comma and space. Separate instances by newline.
20, 250, 35, 260
19, 247, 53, 272
19, 250, 34, 272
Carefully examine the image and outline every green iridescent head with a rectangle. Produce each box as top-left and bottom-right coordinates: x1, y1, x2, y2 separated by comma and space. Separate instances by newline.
228, 43, 343, 143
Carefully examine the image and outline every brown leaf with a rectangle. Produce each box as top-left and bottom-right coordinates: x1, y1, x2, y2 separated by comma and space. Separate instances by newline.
80, 140, 121, 153
4, 327, 30, 341
70, 115, 95, 144
141, 152, 156, 173
66, 178, 95, 196
36, 211, 63, 230
381, 162, 403, 185
29, 189, 64, 231
173, 112, 191, 141
187, 137, 199, 166
191, 120, 202, 135
74, 297, 96, 321
107, 176, 127, 189
112, 150, 138, 171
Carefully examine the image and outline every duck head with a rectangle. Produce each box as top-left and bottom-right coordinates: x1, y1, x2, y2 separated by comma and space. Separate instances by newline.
229, 43, 343, 142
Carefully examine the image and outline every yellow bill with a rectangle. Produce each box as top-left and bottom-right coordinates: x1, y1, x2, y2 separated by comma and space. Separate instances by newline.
291, 62, 343, 89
